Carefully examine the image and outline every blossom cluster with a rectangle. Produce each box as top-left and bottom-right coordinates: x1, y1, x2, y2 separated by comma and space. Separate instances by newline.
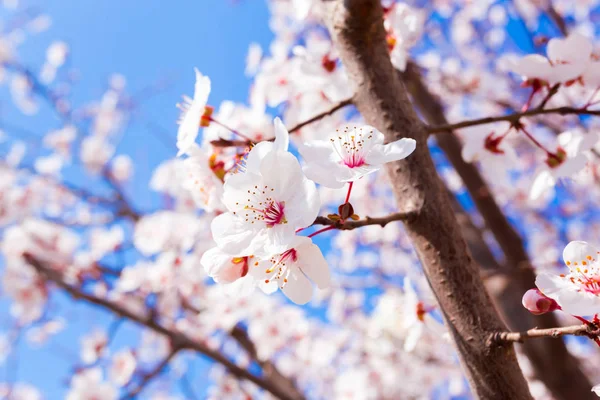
175, 69, 416, 304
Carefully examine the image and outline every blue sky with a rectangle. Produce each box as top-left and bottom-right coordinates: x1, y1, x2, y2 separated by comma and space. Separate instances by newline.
1, 1, 274, 398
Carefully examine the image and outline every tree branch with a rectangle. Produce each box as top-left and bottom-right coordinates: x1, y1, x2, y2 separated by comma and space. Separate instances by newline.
490, 324, 600, 345
209, 98, 352, 148
312, 212, 415, 230
426, 106, 600, 134
121, 348, 180, 399
402, 61, 594, 399
322, 0, 532, 397
24, 254, 302, 400
287, 98, 353, 133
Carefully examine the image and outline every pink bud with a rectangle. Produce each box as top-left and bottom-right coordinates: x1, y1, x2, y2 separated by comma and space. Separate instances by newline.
522, 289, 560, 315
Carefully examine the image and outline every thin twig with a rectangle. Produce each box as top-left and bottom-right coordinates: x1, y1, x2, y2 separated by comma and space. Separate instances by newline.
120, 348, 180, 399
489, 324, 600, 345
312, 211, 416, 231
288, 98, 353, 133
427, 106, 600, 134
209, 99, 353, 148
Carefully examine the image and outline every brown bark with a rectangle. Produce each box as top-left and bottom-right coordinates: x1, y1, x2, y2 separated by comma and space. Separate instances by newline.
321, 1, 532, 398
402, 62, 594, 400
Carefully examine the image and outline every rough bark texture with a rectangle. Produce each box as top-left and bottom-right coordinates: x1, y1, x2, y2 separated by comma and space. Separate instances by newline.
322, 0, 532, 398
402, 62, 594, 400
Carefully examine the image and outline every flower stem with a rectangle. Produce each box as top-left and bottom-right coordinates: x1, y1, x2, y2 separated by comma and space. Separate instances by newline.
344, 181, 354, 204
308, 226, 335, 238
519, 126, 555, 155
210, 118, 254, 142
584, 86, 600, 109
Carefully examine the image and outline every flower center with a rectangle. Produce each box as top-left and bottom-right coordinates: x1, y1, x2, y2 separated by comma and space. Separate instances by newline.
237, 185, 287, 228
564, 257, 600, 295
330, 127, 374, 168
264, 249, 298, 287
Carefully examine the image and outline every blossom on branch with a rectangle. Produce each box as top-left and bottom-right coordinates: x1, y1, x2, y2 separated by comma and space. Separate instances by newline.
299, 125, 416, 188
176, 68, 211, 156
536, 241, 600, 316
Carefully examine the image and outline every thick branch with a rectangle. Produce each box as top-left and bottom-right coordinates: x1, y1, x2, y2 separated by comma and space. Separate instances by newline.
25, 254, 301, 400
403, 61, 594, 400
230, 326, 305, 400
322, 0, 532, 398
426, 106, 600, 134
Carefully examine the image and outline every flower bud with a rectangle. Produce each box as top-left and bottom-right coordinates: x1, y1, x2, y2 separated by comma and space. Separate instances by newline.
338, 202, 354, 220
522, 289, 560, 315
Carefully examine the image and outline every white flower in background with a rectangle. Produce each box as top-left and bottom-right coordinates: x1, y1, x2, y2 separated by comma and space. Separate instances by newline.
511, 33, 593, 85
369, 277, 443, 352
133, 211, 201, 256
80, 135, 115, 174
593, 383, 600, 397
0, 383, 41, 400
530, 130, 599, 200
176, 68, 211, 156
536, 241, 600, 315
109, 349, 136, 387
245, 42, 262, 76
212, 119, 319, 256
66, 368, 117, 400
110, 154, 133, 182
180, 144, 224, 212
385, 4, 426, 71
80, 330, 108, 364
250, 236, 330, 304
89, 226, 124, 260
299, 125, 416, 188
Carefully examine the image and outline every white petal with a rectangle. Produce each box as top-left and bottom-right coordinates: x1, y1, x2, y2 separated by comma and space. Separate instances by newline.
263, 224, 297, 256
529, 169, 556, 200
562, 241, 600, 266
296, 238, 331, 289
365, 138, 416, 165
176, 69, 211, 156
211, 213, 260, 256
200, 247, 243, 284
273, 117, 290, 152
298, 140, 336, 162
547, 33, 592, 64
259, 151, 305, 200
510, 54, 552, 81
302, 161, 346, 189
281, 269, 313, 305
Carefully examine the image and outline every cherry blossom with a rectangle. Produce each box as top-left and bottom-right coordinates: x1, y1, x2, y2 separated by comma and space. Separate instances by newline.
536, 241, 600, 315
249, 236, 331, 304
66, 368, 117, 400
385, 3, 426, 71
212, 120, 319, 256
529, 129, 599, 200
176, 68, 211, 156
511, 33, 593, 86
109, 349, 136, 387
180, 144, 224, 212
299, 125, 416, 188
80, 330, 108, 364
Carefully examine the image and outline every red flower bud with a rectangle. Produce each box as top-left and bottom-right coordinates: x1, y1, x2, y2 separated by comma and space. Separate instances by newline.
522, 289, 560, 315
